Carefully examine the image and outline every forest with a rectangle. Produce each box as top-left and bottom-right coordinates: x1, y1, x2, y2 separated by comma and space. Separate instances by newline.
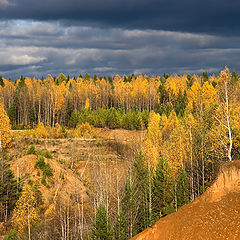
0, 67, 240, 239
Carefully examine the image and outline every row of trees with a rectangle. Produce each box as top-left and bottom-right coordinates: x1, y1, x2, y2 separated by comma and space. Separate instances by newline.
69, 108, 149, 130
1, 68, 238, 129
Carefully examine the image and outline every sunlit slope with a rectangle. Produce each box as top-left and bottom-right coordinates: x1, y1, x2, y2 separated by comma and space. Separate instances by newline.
131, 161, 240, 240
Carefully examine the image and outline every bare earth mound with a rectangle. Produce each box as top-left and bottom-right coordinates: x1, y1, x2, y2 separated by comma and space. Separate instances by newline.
132, 160, 240, 240
10, 154, 88, 206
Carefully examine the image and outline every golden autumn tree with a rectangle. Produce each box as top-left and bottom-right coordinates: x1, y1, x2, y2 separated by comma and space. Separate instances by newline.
142, 111, 162, 221
85, 98, 90, 109
214, 67, 233, 161
142, 111, 161, 168
12, 184, 39, 235
0, 102, 12, 150
35, 122, 49, 138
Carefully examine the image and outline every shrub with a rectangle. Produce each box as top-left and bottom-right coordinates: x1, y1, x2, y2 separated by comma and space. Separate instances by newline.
27, 144, 36, 155
60, 170, 64, 180
51, 123, 65, 138
34, 156, 45, 170
41, 175, 47, 186
74, 122, 94, 138
35, 123, 49, 138
4, 229, 17, 240
37, 149, 52, 159
43, 163, 53, 177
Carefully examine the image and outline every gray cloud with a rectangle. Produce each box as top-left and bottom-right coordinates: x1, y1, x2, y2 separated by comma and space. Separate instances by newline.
0, 20, 239, 79
0, 0, 13, 8
0, 0, 239, 36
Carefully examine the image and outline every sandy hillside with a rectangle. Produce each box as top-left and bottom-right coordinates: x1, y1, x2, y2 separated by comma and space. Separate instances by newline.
8, 128, 140, 207
132, 161, 240, 240
10, 154, 88, 206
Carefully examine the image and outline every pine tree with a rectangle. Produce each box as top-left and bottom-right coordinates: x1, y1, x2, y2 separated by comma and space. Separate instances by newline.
176, 167, 190, 208
7, 103, 17, 126
113, 210, 128, 240
84, 72, 90, 80
92, 203, 113, 240
132, 153, 152, 229
29, 106, 36, 127
0, 76, 4, 87
0, 153, 20, 222
152, 157, 175, 221
121, 177, 136, 238
121, 153, 152, 238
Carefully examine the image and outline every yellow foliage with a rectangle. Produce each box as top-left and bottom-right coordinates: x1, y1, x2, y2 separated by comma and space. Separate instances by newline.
201, 81, 217, 106
142, 112, 161, 168
85, 98, 90, 109
13, 184, 39, 233
44, 204, 56, 222
35, 122, 49, 138
218, 66, 231, 83
74, 122, 94, 138
187, 81, 201, 110
165, 122, 188, 175
0, 103, 12, 149
52, 123, 65, 138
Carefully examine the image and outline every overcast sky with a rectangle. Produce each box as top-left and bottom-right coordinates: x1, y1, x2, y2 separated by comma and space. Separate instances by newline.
0, 0, 240, 79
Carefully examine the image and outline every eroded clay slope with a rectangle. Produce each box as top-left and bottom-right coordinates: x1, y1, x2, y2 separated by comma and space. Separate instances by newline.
131, 160, 240, 240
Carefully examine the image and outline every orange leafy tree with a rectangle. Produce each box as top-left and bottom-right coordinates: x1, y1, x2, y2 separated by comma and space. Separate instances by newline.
0, 102, 12, 150
12, 184, 39, 234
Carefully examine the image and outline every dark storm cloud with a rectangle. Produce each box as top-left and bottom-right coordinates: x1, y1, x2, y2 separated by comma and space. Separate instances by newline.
0, 0, 240, 78
0, 0, 240, 35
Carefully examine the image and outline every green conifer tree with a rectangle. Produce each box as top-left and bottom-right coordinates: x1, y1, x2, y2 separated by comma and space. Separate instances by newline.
7, 103, 17, 126
176, 166, 190, 208
121, 153, 152, 238
92, 203, 113, 240
152, 157, 175, 221
113, 210, 128, 240
0, 76, 4, 87
29, 106, 36, 127
0, 153, 21, 222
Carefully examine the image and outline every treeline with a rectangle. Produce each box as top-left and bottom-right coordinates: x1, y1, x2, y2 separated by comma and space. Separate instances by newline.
69, 108, 149, 130
0, 69, 231, 129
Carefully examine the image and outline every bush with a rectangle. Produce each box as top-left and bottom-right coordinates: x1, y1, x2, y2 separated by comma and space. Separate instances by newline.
37, 149, 52, 159
41, 175, 47, 186
74, 122, 94, 138
34, 156, 45, 170
51, 123, 66, 138
162, 204, 175, 216
27, 144, 36, 155
60, 170, 64, 180
4, 229, 17, 240
106, 108, 121, 129
43, 163, 53, 177
35, 122, 49, 138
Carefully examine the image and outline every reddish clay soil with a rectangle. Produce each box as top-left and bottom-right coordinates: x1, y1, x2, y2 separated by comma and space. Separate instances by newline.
132, 161, 240, 240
